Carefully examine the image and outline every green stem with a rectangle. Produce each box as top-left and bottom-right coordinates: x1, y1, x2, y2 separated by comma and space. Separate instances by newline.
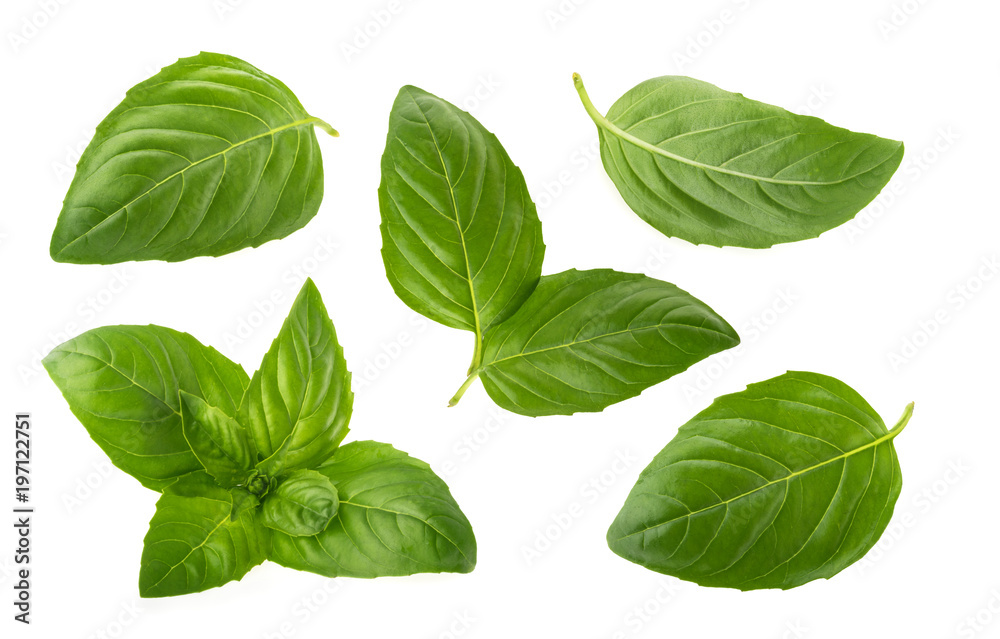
311, 116, 339, 137
449, 370, 480, 407
467, 333, 483, 375
888, 402, 915, 438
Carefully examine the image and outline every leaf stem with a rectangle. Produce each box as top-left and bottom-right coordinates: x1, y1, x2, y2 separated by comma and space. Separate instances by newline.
311, 117, 339, 137
573, 72, 607, 127
888, 402, 915, 438
449, 370, 480, 407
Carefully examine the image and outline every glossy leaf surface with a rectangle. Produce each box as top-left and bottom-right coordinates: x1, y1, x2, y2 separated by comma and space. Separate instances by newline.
43, 326, 248, 490
608, 371, 911, 590
269, 441, 476, 578
378, 85, 544, 347
241, 279, 352, 476
261, 469, 340, 537
180, 390, 253, 487
51, 52, 336, 263
575, 74, 904, 248
140, 473, 269, 597
478, 269, 739, 416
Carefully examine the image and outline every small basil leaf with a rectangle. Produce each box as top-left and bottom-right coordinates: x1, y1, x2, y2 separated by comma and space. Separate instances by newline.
140, 479, 269, 598
608, 371, 912, 591
241, 279, 353, 476
268, 441, 476, 577
43, 325, 249, 491
162, 470, 225, 498
229, 488, 260, 522
50, 51, 337, 264
379, 85, 545, 365
179, 390, 253, 487
574, 74, 904, 248
474, 269, 739, 416
261, 469, 339, 537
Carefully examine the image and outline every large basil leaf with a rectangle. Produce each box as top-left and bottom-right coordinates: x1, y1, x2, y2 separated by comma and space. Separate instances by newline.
43, 326, 249, 491
379, 85, 545, 369
269, 441, 476, 578
608, 371, 912, 590
261, 469, 340, 537
179, 390, 254, 487
50, 52, 336, 264
472, 269, 739, 416
241, 278, 352, 476
574, 74, 904, 248
140, 473, 269, 597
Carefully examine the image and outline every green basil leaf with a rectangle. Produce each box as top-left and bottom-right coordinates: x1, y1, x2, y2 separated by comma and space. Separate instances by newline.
608, 371, 912, 590
43, 326, 249, 491
241, 279, 352, 476
574, 74, 904, 248
229, 487, 260, 522
179, 390, 254, 487
140, 476, 269, 598
468, 269, 739, 416
378, 85, 544, 368
50, 51, 336, 264
261, 469, 339, 537
269, 441, 476, 578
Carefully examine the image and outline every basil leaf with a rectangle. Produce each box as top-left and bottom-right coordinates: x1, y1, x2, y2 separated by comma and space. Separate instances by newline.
43, 326, 249, 491
229, 487, 260, 522
379, 85, 545, 370
574, 74, 904, 248
241, 279, 353, 477
269, 441, 476, 577
50, 51, 336, 264
179, 390, 254, 488
467, 269, 739, 416
261, 469, 340, 537
140, 474, 269, 598
608, 371, 912, 590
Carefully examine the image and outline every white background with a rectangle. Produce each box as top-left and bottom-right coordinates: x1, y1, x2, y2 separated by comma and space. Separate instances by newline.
1, 0, 997, 637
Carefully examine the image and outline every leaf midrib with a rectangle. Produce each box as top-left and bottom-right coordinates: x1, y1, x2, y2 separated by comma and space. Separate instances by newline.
404, 90, 484, 356
55, 116, 325, 257
484, 321, 734, 368
575, 76, 895, 187
614, 417, 907, 542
